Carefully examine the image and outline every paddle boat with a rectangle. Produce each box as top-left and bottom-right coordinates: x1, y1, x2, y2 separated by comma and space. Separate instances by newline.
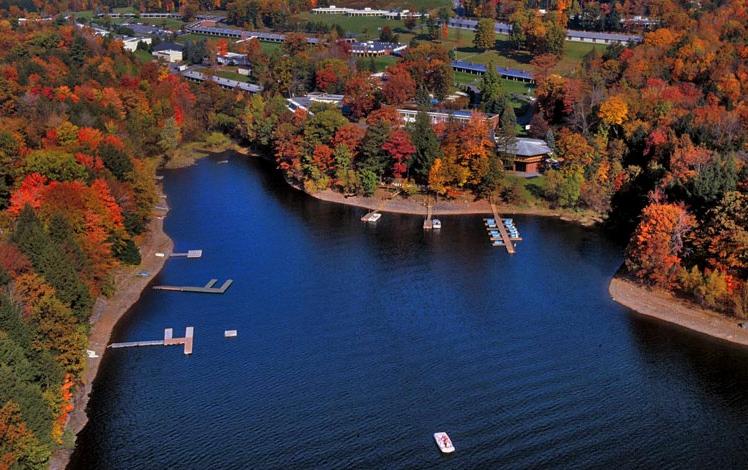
434, 432, 455, 454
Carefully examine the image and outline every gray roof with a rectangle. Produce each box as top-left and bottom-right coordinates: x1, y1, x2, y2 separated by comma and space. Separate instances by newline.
153, 42, 184, 52
451, 61, 533, 81
502, 138, 552, 157
448, 17, 642, 43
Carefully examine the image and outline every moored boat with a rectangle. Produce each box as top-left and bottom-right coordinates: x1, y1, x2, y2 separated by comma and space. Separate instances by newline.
432, 219, 441, 229
434, 432, 455, 454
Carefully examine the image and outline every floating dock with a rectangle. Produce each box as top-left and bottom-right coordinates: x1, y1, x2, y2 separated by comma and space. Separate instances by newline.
170, 249, 203, 258
109, 327, 194, 355
153, 279, 233, 293
156, 249, 203, 258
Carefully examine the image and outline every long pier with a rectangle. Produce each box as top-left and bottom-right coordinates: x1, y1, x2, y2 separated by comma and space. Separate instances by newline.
153, 279, 233, 293
486, 204, 522, 253
109, 327, 194, 355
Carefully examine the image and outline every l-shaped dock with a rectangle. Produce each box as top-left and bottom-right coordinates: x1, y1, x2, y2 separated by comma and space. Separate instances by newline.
153, 279, 233, 293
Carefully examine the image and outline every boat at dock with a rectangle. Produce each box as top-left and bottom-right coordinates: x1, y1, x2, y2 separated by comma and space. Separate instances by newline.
362, 212, 382, 223
432, 219, 441, 229
434, 432, 455, 454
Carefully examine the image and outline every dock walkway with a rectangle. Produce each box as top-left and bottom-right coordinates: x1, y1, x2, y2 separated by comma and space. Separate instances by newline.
486, 204, 522, 253
109, 327, 194, 354
153, 279, 233, 293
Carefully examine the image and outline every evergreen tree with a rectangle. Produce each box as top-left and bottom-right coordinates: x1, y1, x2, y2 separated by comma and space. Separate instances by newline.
358, 120, 391, 179
11, 206, 93, 321
480, 62, 508, 115
408, 110, 443, 184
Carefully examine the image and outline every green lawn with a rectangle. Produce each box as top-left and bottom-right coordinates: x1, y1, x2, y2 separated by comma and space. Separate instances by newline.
293, 12, 400, 38
196, 67, 250, 82
133, 49, 154, 64
308, 0, 451, 11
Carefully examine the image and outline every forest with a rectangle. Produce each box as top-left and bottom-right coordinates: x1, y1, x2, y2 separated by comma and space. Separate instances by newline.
0, 0, 747, 467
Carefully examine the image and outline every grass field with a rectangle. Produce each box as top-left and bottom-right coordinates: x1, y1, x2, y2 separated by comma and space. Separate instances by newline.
133, 49, 154, 64
196, 67, 250, 82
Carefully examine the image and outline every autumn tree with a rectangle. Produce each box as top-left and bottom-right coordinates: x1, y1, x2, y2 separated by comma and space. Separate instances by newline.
382, 64, 416, 106
343, 73, 378, 120
626, 202, 696, 288
382, 129, 415, 179
474, 18, 496, 50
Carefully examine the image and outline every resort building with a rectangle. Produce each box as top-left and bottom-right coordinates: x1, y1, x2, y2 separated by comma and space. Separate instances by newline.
287, 93, 345, 114
397, 109, 499, 128
152, 42, 184, 62
121, 36, 151, 52
498, 138, 553, 173
349, 41, 408, 57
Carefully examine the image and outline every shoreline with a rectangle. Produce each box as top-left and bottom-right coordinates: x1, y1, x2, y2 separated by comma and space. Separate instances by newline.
609, 276, 748, 346
309, 188, 588, 220
50, 189, 174, 470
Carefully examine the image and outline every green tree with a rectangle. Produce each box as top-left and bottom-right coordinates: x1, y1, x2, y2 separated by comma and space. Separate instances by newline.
474, 18, 496, 50
19, 150, 87, 183
408, 110, 443, 184
479, 62, 508, 115
358, 120, 391, 179
11, 206, 93, 321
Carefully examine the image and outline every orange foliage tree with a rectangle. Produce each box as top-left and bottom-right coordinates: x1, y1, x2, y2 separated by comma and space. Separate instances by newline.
626, 203, 696, 288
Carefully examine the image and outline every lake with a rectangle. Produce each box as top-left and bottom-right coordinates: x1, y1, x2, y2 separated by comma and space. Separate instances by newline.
69, 154, 748, 469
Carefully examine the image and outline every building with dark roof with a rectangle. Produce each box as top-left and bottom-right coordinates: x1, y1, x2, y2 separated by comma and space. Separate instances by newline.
497, 137, 553, 173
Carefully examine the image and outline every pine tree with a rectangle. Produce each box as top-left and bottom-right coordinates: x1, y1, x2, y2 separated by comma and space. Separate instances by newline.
408, 110, 443, 184
11, 206, 92, 321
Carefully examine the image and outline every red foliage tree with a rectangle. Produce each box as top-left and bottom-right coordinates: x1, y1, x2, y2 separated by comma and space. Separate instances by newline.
382, 129, 415, 178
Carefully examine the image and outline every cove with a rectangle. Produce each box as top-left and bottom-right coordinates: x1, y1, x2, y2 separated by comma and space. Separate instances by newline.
69, 153, 748, 469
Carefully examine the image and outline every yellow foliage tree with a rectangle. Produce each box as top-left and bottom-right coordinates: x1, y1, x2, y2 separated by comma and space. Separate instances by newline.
598, 95, 629, 127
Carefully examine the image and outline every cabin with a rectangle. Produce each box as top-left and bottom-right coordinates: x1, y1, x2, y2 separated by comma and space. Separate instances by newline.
498, 138, 553, 173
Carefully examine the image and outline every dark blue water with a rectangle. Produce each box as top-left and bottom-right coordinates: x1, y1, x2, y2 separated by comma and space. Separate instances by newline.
70, 155, 748, 469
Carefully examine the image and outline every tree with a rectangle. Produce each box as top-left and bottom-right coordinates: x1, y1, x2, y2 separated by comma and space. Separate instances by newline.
691, 191, 748, 278
11, 206, 93, 321
343, 73, 378, 120
625, 203, 696, 288
598, 95, 629, 128
380, 25, 394, 43
382, 129, 415, 179
382, 64, 416, 106
480, 62, 508, 115
358, 119, 391, 179
474, 18, 496, 50
408, 110, 443, 184
303, 109, 348, 148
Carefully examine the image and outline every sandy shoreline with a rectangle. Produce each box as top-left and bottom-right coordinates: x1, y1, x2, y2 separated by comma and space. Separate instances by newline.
309, 188, 576, 219
609, 277, 748, 346
50, 189, 174, 470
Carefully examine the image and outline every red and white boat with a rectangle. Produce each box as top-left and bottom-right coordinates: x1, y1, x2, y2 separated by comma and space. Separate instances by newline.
434, 432, 455, 454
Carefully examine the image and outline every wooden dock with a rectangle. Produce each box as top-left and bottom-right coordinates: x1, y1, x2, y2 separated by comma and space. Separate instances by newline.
109, 327, 194, 355
487, 204, 517, 254
362, 197, 389, 222
153, 279, 233, 293
423, 202, 433, 229
169, 249, 203, 258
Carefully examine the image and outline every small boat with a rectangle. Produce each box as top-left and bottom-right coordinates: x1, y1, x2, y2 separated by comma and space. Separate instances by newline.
434, 432, 455, 454
366, 213, 382, 223
432, 219, 441, 229
217, 160, 229, 164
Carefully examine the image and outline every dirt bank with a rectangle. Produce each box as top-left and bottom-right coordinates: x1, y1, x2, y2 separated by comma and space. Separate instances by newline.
609, 276, 748, 346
